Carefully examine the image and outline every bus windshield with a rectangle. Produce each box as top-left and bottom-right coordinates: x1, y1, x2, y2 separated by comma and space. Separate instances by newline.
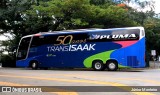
17, 37, 31, 60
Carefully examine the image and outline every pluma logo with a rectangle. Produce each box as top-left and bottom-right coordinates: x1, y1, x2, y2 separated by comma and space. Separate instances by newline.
89, 34, 137, 40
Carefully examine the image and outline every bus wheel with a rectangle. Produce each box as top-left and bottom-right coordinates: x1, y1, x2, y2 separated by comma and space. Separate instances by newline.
92, 60, 105, 71
106, 61, 118, 71
31, 61, 38, 70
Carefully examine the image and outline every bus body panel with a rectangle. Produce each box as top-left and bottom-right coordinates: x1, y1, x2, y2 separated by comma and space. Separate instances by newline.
16, 27, 145, 69
111, 38, 145, 68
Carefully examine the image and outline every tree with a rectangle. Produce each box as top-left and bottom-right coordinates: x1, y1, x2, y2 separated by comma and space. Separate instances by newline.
144, 18, 160, 55
25, 0, 138, 30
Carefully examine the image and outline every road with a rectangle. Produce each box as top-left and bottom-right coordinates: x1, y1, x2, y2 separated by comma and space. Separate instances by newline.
0, 68, 160, 95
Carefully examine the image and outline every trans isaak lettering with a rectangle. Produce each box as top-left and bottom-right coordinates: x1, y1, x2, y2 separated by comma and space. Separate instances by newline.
47, 44, 96, 52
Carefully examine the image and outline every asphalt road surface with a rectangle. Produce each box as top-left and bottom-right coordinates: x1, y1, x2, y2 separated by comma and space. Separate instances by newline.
0, 67, 160, 95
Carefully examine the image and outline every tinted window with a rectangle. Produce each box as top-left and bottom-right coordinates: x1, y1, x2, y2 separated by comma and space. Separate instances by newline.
30, 35, 57, 47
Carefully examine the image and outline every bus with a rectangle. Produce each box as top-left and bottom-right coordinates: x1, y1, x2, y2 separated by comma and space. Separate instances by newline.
16, 27, 145, 71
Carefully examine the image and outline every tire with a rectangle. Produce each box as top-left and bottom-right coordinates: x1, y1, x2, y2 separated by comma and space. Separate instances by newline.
31, 61, 38, 70
106, 61, 118, 71
92, 60, 105, 71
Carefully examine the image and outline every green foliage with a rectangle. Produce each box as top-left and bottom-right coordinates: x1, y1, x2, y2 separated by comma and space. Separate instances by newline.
25, 0, 138, 30
0, 39, 17, 67
1, 54, 16, 67
144, 18, 160, 54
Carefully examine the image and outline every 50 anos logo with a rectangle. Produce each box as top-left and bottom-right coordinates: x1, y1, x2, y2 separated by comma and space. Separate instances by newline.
54, 35, 86, 45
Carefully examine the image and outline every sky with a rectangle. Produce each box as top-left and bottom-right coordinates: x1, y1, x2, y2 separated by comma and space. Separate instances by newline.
0, 0, 160, 41
128, 0, 160, 13
0, 34, 12, 41
154, 0, 160, 13
0, 36, 8, 41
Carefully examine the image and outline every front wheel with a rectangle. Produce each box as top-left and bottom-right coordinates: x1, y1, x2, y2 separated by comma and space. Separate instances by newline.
106, 61, 118, 71
31, 61, 38, 70
92, 60, 105, 71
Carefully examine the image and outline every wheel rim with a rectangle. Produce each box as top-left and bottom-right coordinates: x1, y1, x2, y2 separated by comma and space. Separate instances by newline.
32, 62, 36, 68
95, 62, 102, 70
109, 63, 116, 70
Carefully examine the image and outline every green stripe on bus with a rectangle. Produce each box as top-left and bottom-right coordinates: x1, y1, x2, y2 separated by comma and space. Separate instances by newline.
118, 64, 131, 68
83, 50, 114, 68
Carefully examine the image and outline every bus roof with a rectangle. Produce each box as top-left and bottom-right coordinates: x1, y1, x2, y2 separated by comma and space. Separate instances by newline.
23, 27, 144, 38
